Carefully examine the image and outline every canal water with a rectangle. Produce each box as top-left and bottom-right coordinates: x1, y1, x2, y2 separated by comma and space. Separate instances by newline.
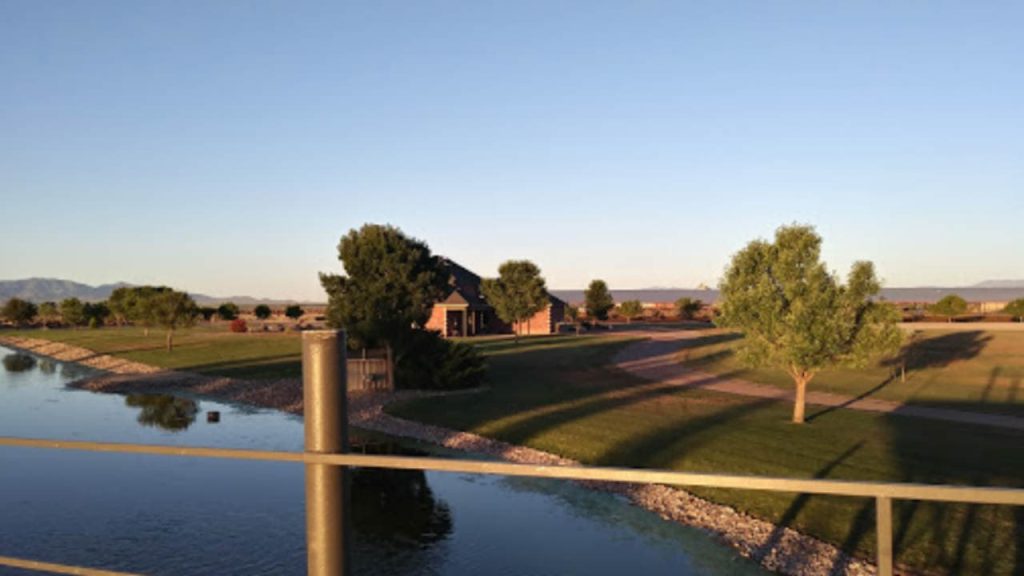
0, 345, 765, 575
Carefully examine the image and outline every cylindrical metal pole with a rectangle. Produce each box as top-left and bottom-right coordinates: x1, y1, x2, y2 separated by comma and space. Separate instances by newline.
303, 330, 349, 576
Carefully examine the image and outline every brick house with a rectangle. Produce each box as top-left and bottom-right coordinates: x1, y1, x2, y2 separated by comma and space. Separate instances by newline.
425, 259, 566, 337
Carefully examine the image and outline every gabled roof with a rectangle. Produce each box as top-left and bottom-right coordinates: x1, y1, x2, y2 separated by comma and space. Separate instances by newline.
438, 258, 491, 310
436, 257, 564, 310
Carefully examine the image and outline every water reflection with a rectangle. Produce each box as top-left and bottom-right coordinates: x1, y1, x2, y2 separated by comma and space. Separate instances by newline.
125, 394, 200, 432
3, 353, 37, 373
353, 466, 453, 546
38, 358, 57, 375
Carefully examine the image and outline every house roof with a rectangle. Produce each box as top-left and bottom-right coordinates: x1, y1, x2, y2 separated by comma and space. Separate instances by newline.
437, 257, 564, 311
438, 258, 491, 310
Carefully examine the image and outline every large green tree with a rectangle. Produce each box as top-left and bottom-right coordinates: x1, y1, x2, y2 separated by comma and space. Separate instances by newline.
108, 286, 134, 326
584, 279, 614, 322
59, 298, 87, 327
148, 290, 198, 351
127, 286, 173, 335
717, 224, 902, 424
37, 301, 59, 327
83, 301, 111, 328
481, 260, 549, 342
319, 224, 448, 355
1, 298, 37, 326
1004, 298, 1024, 322
928, 294, 968, 322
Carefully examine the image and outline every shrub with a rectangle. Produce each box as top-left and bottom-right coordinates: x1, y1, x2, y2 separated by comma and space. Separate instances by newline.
229, 318, 248, 333
393, 329, 486, 390
218, 303, 240, 321
674, 297, 703, 320
928, 295, 968, 321
285, 304, 304, 320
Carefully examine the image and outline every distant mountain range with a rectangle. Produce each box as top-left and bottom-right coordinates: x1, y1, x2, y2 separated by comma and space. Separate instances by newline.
5, 277, 1023, 306
0, 278, 312, 306
972, 280, 1024, 288
552, 284, 1024, 304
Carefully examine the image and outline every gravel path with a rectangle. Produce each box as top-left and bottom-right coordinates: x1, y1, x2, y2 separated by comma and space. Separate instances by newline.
614, 330, 1024, 431
0, 334, 884, 576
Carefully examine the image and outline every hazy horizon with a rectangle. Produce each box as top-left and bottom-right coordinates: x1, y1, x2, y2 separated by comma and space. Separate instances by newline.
4, 275, 1024, 306
3, 2, 1022, 301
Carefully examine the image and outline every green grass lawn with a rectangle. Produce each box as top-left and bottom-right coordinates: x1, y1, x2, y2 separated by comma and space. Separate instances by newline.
390, 334, 1024, 575
676, 328, 1024, 417
10, 325, 303, 379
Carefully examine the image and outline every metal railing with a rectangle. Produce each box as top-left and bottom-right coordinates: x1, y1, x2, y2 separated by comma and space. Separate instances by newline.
2, 330, 1023, 576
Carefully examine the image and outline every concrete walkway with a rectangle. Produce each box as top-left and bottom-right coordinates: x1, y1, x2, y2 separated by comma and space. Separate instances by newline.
614, 330, 1024, 432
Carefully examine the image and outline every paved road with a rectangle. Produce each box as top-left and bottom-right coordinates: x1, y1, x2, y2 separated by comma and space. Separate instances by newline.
613, 330, 1024, 431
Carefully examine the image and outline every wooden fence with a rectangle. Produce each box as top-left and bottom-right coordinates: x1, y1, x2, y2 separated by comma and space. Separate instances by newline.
345, 348, 393, 392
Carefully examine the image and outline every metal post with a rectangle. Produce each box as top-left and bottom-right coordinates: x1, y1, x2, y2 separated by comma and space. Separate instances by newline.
876, 496, 893, 576
303, 330, 349, 576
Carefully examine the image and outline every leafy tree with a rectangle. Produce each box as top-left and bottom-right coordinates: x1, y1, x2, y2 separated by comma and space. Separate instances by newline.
619, 300, 644, 323
928, 295, 968, 322
284, 304, 304, 321
1, 298, 37, 326
126, 286, 173, 336
1004, 298, 1024, 322
674, 297, 703, 320
84, 301, 111, 328
481, 260, 549, 342
717, 224, 902, 424
198, 306, 218, 322
254, 304, 272, 320
37, 301, 59, 327
584, 279, 614, 322
148, 290, 198, 351
217, 302, 240, 321
59, 298, 87, 327
319, 223, 447, 356
108, 287, 134, 326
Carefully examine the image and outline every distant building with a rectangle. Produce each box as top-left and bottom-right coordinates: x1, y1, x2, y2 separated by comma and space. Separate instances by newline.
425, 259, 566, 337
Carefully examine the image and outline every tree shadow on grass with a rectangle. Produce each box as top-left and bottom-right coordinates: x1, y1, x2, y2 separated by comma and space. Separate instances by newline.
483, 370, 746, 448
884, 408, 1024, 574
594, 395, 777, 469
806, 331, 998, 424
805, 376, 899, 423
752, 441, 865, 563
884, 330, 993, 373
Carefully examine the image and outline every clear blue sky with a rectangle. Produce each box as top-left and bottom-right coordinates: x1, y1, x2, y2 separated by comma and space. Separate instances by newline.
2, 1, 1021, 301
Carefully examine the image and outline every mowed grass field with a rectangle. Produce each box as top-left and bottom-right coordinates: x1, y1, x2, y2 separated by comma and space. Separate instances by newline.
391, 333, 1024, 576
676, 328, 1024, 416
7, 325, 303, 379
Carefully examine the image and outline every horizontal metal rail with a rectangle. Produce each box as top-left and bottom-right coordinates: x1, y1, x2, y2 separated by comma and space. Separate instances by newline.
0, 554, 141, 576
3, 436, 1023, 506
